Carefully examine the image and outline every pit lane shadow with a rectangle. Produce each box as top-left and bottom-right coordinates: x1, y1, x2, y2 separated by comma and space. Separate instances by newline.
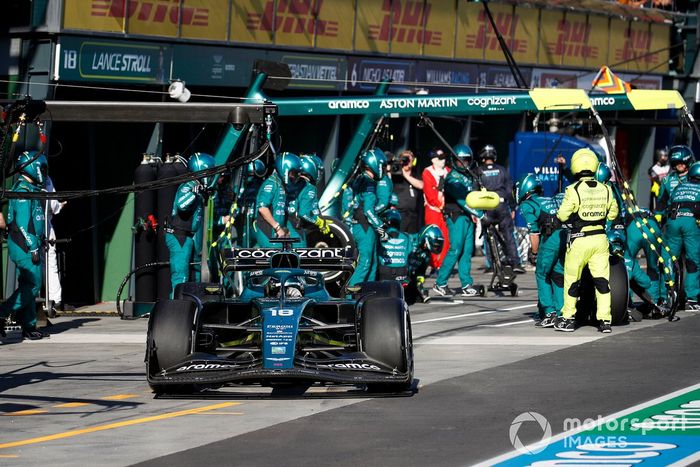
1, 361, 144, 416
153, 378, 420, 401
0, 394, 142, 418
0, 318, 102, 347
45, 317, 101, 334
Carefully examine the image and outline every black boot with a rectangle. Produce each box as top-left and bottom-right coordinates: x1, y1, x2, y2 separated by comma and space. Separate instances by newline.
22, 327, 50, 340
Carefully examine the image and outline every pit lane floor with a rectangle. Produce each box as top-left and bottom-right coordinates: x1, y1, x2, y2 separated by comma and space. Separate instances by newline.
1, 261, 698, 466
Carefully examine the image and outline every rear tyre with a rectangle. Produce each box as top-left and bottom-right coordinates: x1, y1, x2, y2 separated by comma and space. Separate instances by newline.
360, 297, 413, 393
477, 285, 486, 297
575, 256, 629, 326
146, 300, 196, 394
609, 254, 628, 325
305, 216, 356, 295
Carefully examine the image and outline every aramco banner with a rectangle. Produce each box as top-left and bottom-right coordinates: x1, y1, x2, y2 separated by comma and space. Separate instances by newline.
63, 0, 670, 74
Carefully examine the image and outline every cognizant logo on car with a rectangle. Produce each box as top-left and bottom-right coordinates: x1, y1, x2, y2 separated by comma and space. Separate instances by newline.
467, 96, 517, 108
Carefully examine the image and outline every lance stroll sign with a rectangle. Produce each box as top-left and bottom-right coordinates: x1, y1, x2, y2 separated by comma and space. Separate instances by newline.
58, 36, 171, 84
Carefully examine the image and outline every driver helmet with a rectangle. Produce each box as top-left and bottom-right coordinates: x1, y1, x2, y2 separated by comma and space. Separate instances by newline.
264, 277, 281, 298
284, 277, 305, 298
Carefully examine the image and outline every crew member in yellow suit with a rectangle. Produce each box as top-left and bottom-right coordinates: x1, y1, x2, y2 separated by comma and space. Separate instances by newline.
554, 148, 619, 333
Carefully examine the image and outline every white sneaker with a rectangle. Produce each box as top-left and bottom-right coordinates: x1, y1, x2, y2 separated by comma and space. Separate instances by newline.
432, 284, 449, 296
460, 285, 478, 297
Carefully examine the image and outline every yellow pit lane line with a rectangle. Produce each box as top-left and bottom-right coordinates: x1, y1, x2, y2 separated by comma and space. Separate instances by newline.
53, 402, 91, 408
2, 409, 47, 416
100, 393, 139, 400
0, 402, 240, 450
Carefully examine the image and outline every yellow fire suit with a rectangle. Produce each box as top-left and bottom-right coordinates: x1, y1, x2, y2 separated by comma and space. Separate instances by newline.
557, 177, 619, 321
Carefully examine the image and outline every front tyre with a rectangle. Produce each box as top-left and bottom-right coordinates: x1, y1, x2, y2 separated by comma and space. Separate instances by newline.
360, 297, 413, 393
146, 300, 196, 394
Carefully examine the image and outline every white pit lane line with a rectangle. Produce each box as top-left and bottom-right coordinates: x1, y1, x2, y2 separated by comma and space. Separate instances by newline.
412, 302, 536, 324
479, 319, 534, 328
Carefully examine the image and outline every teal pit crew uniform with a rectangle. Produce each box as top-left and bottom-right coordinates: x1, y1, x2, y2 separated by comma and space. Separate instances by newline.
435, 169, 482, 294
345, 174, 384, 286
165, 179, 205, 293
254, 173, 303, 248
0, 177, 46, 332
665, 169, 700, 308
520, 193, 566, 321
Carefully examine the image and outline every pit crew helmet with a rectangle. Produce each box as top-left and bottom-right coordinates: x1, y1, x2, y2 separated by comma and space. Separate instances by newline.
16, 150, 48, 187
689, 161, 700, 182
595, 162, 612, 184
418, 224, 444, 254
302, 153, 324, 183
607, 230, 626, 257
570, 148, 598, 178
300, 156, 320, 184
188, 152, 216, 189
478, 145, 497, 162
275, 152, 303, 185
245, 159, 266, 178
361, 148, 386, 180
452, 144, 473, 173
669, 145, 694, 168
384, 209, 401, 230
514, 173, 542, 204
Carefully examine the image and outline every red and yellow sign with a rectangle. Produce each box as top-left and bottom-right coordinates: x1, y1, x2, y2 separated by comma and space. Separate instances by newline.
456, 3, 537, 64
63, 1, 670, 77
63, 0, 126, 32
231, 0, 352, 50
609, 19, 669, 73
63, 0, 226, 39
423, 0, 454, 58
355, 0, 445, 55
540, 11, 607, 68
181, 0, 228, 41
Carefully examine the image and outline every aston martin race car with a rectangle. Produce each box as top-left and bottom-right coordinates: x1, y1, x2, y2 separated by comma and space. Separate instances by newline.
145, 243, 414, 395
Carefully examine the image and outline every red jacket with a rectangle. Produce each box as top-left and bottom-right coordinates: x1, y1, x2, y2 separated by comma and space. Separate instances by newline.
422, 165, 449, 213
